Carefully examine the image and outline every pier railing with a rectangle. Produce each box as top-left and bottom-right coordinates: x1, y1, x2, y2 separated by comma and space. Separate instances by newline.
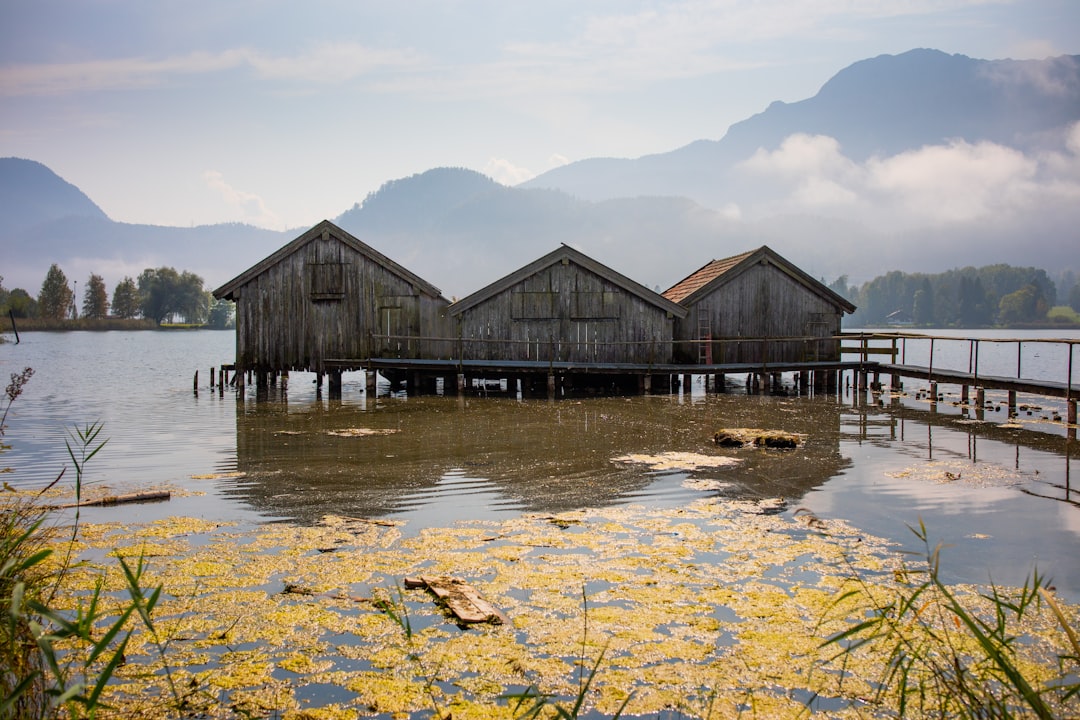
368, 332, 847, 368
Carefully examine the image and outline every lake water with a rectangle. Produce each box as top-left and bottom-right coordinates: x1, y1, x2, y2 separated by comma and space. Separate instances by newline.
2, 329, 1078, 600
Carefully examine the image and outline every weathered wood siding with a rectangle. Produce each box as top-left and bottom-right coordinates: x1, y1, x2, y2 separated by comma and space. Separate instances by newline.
674, 262, 843, 364
457, 262, 675, 364
233, 232, 450, 373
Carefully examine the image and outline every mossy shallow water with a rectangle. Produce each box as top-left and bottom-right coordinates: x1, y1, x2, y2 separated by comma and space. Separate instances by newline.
29, 497, 1080, 719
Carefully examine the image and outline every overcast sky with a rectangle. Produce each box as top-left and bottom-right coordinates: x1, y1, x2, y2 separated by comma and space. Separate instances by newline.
1, 1, 1077, 231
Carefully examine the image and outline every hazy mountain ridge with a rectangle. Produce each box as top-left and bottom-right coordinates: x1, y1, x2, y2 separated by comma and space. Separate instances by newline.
0, 158, 109, 234
522, 49, 1080, 205
2, 49, 1078, 301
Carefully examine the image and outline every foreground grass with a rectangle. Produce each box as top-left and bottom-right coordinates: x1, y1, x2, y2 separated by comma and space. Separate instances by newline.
5, 494, 1077, 719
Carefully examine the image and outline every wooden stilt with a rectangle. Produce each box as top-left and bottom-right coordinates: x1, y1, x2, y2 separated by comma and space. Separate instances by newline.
193, 370, 198, 394
328, 370, 342, 398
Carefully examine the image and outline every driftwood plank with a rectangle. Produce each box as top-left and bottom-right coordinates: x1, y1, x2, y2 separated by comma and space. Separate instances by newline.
56, 490, 171, 509
411, 575, 506, 625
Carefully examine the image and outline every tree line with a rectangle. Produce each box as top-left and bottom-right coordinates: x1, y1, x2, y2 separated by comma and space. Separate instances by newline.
831, 264, 1080, 328
0, 265, 233, 328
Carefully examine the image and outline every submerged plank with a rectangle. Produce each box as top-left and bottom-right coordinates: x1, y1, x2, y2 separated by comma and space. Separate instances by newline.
412, 575, 506, 625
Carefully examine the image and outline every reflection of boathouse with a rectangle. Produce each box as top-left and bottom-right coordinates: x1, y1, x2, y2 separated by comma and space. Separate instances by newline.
664, 246, 855, 365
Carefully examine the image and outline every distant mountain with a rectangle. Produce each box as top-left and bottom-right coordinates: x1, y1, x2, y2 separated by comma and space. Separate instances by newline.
0, 158, 109, 234
3, 49, 1078, 304
522, 49, 1080, 206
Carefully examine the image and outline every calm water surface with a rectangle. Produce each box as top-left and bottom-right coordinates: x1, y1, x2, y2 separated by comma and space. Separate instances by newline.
2, 330, 1078, 599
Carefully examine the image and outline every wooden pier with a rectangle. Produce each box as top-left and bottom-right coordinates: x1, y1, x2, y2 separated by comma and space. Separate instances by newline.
213, 331, 1079, 434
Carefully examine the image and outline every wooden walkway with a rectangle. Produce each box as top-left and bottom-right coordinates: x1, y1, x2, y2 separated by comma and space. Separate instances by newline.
878, 363, 1080, 400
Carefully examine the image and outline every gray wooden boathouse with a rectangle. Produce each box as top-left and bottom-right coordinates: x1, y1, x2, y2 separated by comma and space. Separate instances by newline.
212, 220, 451, 388
449, 244, 687, 365
664, 246, 855, 365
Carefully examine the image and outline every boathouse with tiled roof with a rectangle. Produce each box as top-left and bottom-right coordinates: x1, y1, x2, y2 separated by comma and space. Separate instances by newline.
663, 246, 855, 364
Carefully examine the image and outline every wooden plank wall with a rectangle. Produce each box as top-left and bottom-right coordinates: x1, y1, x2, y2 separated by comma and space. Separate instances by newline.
457, 262, 674, 364
234, 234, 450, 373
674, 263, 843, 364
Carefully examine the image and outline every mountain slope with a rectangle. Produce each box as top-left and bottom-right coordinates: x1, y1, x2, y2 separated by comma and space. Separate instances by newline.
0, 157, 109, 234
522, 49, 1080, 205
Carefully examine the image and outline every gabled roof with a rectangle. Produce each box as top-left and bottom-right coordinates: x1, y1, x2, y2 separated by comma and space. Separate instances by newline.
448, 244, 687, 318
662, 245, 856, 314
213, 220, 444, 301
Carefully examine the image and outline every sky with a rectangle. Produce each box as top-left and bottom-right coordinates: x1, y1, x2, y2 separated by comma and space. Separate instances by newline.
1, 0, 1078, 232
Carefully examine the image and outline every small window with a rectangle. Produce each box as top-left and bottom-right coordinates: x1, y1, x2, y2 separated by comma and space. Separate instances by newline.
310, 262, 345, 300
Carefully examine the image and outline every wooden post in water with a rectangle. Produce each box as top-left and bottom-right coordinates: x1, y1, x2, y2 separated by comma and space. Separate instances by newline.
193, 370, 198, 395
961, 385, 969, 404
1008, 390, 1017, 416
683, 373, 692, 394
328, 370, 342, 399
1068, 344, 1076, 426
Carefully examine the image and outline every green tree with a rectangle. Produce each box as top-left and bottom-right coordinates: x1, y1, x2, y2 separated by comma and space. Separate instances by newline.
4, 288, 38, 318
912, 277, 935, 325
1070, 283, 1080, 313
111, 276, 140, 319
998, 284, 1048, 324
82, 273, 110, 319
137, 267, 209, 324
206, 299, 234, 329
37, 264, 73, 320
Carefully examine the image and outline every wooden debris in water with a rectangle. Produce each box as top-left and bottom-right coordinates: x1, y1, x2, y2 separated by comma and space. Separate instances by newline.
404, 575, 507, 625
326, 428, 399, 438
712, 428, 803, 449
55, 490, 171, 508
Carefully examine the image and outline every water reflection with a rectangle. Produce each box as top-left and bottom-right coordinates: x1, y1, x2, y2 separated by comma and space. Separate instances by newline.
226, 393, 853, 524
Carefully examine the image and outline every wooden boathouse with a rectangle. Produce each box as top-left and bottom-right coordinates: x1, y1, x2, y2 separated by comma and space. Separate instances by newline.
442, 244, 687, 394
212, 220, 451, 391
664, 246, 855, 364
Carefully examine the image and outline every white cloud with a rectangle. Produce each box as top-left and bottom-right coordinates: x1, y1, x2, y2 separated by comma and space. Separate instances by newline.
735, 124, 1080, 227
203, 171, 282, 229
548, 153, 570, 169
867, 141, 1037, 223
0, 44, 423, 96
483, 157, 534, 186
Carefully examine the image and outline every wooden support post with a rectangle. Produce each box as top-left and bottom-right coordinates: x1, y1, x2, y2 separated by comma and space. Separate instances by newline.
1008, 390, 1017, 415
548, 374, 556, 398
193, 370, 198, 394
644, 374, 653, 395
961, 385, 969, 404
328, 370, 342, 398
976, 387, 985, 406
1068, 400, 1076, 426
682, 374, 692, 394
237, 369, 245, 390
891, 373, 901, 391
210, 367, 215, 388
456, 373, 466, 395
799, 371, 809, 395
929, 381, 938, 400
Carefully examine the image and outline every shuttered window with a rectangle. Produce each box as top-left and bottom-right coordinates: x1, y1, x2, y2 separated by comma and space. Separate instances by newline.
309, 262, 346, 300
